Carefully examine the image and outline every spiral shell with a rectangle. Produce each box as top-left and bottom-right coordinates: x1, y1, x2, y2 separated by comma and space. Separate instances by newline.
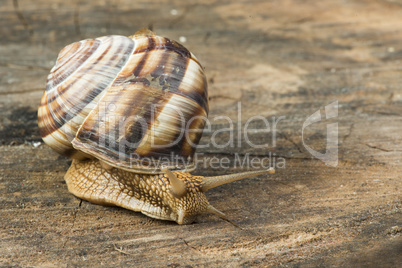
38, 29, 208, 173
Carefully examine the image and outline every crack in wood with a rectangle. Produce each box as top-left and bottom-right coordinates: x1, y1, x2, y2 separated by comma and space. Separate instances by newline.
0, 62, 50, 71
281, 132, 304, 154
364, 110, 401, 117
181, 238, 204, 255
13, 0, 33, 36
71, 199, 82, 229
0, 88, 43, 95
364, 143, 393, 152
208, 94, 239, 101
62, 199, 82, 248
113, 244, 132, 255
74, 2, 81, 36
342, 123, 354, 144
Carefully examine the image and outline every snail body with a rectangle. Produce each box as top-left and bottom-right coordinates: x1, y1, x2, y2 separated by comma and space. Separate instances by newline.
38, 29, 274, 224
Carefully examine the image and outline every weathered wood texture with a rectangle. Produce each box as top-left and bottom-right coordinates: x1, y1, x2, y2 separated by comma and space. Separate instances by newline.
1, 0, 401, 267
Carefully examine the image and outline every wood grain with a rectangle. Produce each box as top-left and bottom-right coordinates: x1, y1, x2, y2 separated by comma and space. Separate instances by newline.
1, 0, 401, 266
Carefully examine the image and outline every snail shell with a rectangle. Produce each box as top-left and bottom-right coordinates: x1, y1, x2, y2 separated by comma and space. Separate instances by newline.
38, 29, 208, 173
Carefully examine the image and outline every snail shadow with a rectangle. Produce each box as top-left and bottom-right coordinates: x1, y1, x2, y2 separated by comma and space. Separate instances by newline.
0, 106, 41, 146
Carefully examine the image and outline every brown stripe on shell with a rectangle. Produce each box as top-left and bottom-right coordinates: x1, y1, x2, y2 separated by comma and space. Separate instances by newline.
40, 122, 81, 158
158, 45, 190, 95
145, 94, 207, 161
140, 35, 208, 113
45, 37, 115, 104
155, 36, 207, 112
38, 37, 116, 136
134, 94, 205, 171
39, 36, 135, 138
71, 84, 172, 171
150, 47, 170, 80
179, 104, 208, 158
188, 52, 204, 70
111, 35, 206, 113
134, 49, 169, 81
41, 128, 90, 160
71, 34, 207, 172
72, 36, 174, 151
76, 39, 172, 147
159, 46, 209, 113
47, 40, 100, 91
39, 31, 208, 173
161, 37, 191, 59
71, 91, 206, 173
132, 36, 154, 77
112, 35, 151, 84
38, 93, 58, 138
174, 57, 208, 113
73, 83, 157, 151
38, 36, 135, 158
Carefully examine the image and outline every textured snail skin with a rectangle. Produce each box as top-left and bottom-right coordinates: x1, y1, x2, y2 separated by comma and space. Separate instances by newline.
66, 159, 210, 224
65, 159, 274, 224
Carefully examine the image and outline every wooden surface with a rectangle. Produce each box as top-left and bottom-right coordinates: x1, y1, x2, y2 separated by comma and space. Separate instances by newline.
1, 0, 401, 266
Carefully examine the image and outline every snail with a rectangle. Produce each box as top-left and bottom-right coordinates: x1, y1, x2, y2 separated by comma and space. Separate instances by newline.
38, 29, 275, 224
